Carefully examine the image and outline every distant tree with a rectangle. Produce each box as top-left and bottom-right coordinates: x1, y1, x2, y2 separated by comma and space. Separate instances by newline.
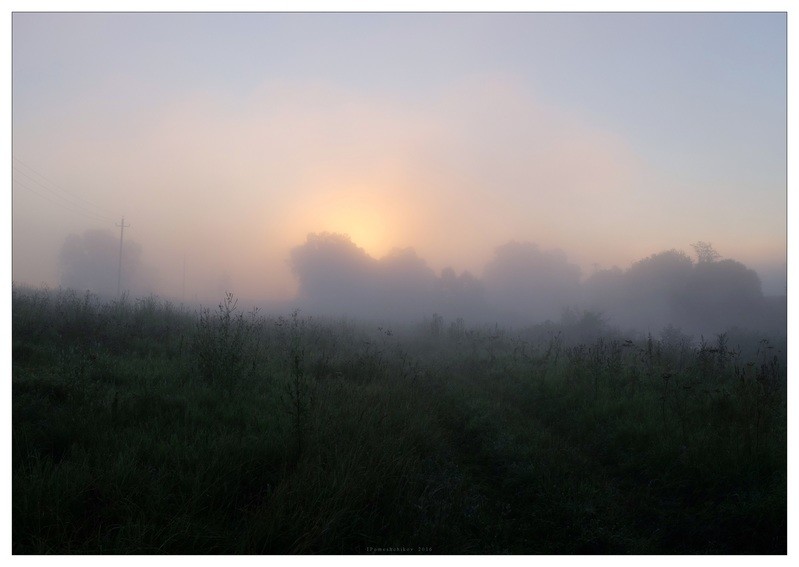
584, 245, 777, 335
376, 248, 439, 318
678, 259, 764, 332
379, 248, 437, 289
439, 267, 488, 320
620, 249, 694, 330
560, 307, 609, 344
626, 249, 694, 290
290, 233, 469, 320
583, 266, 625, 317
59, 229, 153, 297
691, 241, 721, 263
289, 232, 377, 313
483, 241, 582, 323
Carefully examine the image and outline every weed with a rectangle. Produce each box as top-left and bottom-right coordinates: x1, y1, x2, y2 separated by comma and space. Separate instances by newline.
193, 292, 260, 388
11, 284, 787, 554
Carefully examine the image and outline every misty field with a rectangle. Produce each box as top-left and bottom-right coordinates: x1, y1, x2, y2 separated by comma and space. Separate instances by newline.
12, 285, 786, 554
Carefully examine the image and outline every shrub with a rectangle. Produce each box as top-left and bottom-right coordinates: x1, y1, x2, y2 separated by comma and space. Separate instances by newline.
193, 293, 260, 387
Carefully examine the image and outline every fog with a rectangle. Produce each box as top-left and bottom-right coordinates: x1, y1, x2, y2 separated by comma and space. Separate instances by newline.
29, 227, 783, 339
11, 13, 786, 338
288, 235, 787, 336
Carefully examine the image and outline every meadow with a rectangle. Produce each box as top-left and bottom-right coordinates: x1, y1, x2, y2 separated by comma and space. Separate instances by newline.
12, 285, 787, 554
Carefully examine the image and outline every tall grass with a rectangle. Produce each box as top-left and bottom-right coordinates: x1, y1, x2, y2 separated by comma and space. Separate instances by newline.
12, 285, 786, 554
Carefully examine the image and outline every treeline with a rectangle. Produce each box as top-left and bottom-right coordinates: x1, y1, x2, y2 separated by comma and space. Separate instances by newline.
53, 229, 785, 338
290, 234, 785, 337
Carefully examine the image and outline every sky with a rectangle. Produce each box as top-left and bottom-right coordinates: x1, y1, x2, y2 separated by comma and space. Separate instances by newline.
11, 11, 787, 300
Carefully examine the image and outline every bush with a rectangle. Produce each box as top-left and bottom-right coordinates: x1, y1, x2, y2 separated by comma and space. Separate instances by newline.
193, 293, 260, 387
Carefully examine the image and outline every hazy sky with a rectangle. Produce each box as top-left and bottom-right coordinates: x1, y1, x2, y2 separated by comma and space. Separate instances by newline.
12, 12, 787, 300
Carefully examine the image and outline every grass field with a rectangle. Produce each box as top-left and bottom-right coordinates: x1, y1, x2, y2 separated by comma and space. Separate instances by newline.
12, 285, 787, 554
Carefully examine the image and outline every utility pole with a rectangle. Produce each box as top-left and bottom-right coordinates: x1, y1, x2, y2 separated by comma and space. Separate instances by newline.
116, 216, 129, 297
182, 253, 186, 304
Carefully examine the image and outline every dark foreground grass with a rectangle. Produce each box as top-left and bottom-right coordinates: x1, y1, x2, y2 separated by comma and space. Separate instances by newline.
12, 286, 786, 554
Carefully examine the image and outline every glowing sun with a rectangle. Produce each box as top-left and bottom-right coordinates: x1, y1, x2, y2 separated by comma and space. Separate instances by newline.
297, 186, 404, 258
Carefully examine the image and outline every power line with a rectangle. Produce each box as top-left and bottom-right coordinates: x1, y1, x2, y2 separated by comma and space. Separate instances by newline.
13, 177, 111, 224
13, 156, 114, 216
12, 166, 115, 222
13, 178, 112, 224
12, 157, 115, 219
12, 168, 112, 221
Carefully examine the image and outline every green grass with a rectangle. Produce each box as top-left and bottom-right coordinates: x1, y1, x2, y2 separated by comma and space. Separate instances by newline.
12, 285, 786, 554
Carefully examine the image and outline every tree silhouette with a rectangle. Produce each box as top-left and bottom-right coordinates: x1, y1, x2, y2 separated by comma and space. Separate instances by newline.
59, 229, 153, 297
678, 259, 764, 331
289, 232, 377, 313
483, 241, 582, 323
439, 267, 487, 320
691, 241, 721, 263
